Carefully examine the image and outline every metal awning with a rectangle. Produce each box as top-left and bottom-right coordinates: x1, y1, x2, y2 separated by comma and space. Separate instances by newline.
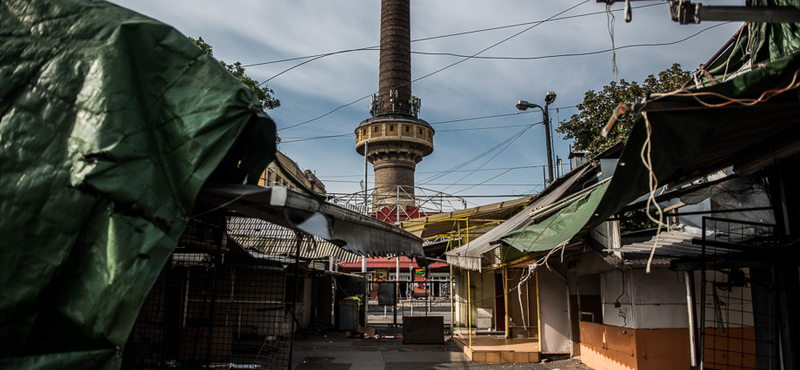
399, 194, 535, 239
227, 216, 360, 262
500, 180, 610, 255
200, 184, 424, 258
445, 162, 604, 271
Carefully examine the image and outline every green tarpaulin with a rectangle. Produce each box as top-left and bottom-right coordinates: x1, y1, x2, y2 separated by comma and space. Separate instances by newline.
0, 0, 275, 368
704, 0, 800, 80
585, 50, 800, 236
500, 181, 609, 254
499, 20, 800, 258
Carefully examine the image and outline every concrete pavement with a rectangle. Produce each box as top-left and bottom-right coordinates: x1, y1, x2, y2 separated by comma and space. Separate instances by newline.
290, 327, 591, 370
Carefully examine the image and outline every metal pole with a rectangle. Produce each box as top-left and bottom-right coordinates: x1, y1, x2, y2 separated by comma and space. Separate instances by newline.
450, 263, 454, 337
364, 141, 369, 214
289, 231, 303, 370
543, 105, 554, 185
535, 269, 542, 355
685, 271, 698, 367
504, 266, 510, 339
396, 186, 400, 223
467, 270, 472, 355
395, 256, 400, 326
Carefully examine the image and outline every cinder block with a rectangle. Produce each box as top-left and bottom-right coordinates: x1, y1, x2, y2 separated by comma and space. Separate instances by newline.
515, 352, 529, 363
485, 352, 501, 363
501, 351, 515, 363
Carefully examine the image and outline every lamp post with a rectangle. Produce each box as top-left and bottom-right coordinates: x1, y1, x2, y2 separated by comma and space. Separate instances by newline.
516, 91, 557, 185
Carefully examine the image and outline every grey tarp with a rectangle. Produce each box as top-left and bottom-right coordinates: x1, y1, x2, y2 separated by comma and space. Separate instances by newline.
201, 185, 425, 258
0, 0, 275, 368
227, 216, 361, 263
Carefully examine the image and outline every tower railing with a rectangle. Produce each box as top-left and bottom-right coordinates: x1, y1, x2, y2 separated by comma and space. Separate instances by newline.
327, 185, 467, 221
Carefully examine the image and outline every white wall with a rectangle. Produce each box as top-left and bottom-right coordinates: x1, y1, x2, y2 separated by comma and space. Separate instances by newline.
454, 270, 489, 327
538, 268, 571, 353
601, 269, 689, 329
694, 269, 754, 328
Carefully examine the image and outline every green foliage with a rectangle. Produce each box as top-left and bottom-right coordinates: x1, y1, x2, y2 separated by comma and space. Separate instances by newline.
620, 209, 658, 233
190, 37, 280, 110
556, 63, 691, 157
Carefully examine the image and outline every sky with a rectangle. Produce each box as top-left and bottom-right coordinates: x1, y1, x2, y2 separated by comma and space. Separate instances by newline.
109, 0, 743, 209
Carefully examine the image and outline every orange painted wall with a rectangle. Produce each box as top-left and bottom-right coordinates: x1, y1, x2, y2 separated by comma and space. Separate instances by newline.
702, 327, 757, 370
579, 322, 691, 370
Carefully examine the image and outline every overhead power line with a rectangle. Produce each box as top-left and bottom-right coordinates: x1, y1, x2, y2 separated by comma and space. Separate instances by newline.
243, 3, 664, 69
276, 19, 726, 132
412, 22, 733, 61
278, 0, 591, 131
320, 165, 546, 179
279, 105, 579, 143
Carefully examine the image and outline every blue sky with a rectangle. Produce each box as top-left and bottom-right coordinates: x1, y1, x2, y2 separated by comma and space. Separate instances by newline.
109, 0, 743, 208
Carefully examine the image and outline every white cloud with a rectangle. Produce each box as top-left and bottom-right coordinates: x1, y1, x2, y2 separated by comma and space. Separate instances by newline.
109, 0, 744, 201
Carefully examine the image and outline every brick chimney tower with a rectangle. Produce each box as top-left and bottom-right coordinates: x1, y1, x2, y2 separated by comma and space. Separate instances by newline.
355, 0, 434, 211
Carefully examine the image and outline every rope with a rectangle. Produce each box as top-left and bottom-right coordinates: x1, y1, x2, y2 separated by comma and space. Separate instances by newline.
639, 112, 668, 273
606, 3, 618, 80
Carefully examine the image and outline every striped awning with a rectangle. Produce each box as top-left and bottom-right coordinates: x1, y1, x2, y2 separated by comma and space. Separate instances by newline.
200, 184, 424, 258
227, 216, 360, 262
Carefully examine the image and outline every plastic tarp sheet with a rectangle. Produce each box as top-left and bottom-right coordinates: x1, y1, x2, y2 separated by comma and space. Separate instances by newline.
500, 181, 609, 254
200, 185, 425, 258
0, 0, 276, 368
704, 0, 800, 80
445, 163, 599, 271
583, 51, 800, 237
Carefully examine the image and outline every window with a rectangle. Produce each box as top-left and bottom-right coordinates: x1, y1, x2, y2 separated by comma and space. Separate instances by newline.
374, 126, 379, 132
405, 126, 410, 132
390, 125, 394, 132
419, 128, 422, 134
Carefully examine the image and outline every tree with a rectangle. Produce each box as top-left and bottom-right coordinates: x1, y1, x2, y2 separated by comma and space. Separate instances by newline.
190, 37, 280, 110
556, 63, 691, 157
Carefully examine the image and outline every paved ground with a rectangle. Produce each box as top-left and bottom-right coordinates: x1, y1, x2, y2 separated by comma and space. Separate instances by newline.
291, 327, 592, 370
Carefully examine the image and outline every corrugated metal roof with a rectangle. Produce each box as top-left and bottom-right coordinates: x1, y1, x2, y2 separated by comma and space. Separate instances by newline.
399, 194, 535, 239
227, 216, 360, 263
609, 229, 740, 266
200, 185, 424, 258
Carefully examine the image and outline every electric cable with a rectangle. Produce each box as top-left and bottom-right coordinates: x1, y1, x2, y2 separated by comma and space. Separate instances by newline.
442, 123, 538, 193
244, 3, 664, 70
278, 0, 590, 131
417, 121, 542, 185
276, 20, 729, 132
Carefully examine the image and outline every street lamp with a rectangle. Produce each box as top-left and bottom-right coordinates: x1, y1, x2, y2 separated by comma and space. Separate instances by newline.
516, 92, 557, 185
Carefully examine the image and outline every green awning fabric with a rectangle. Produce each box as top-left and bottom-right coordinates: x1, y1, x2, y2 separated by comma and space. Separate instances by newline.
704, 0, 800, 80
0, 0, 275, 369
584, 51, 800, 236
500, 46, 799, 256
500, 181, 609, 254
